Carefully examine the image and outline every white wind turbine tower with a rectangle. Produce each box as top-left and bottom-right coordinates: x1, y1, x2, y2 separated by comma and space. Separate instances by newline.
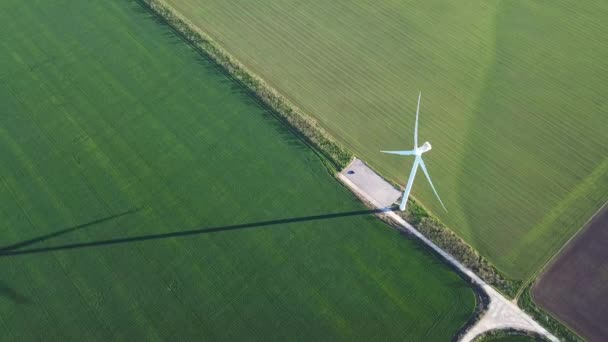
381, 92, 448, 212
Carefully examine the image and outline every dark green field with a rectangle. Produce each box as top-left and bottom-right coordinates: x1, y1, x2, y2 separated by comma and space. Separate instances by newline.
0, 0, 474, 340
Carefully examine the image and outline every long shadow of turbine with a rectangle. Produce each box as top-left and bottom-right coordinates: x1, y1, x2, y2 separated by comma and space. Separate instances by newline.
0, 207, 394, 257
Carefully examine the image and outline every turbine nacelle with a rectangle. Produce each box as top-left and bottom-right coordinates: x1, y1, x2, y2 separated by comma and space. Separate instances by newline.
417, 141, 432, 155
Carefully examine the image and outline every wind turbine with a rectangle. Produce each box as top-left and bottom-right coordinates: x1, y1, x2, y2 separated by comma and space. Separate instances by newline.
381, 92, 447, 212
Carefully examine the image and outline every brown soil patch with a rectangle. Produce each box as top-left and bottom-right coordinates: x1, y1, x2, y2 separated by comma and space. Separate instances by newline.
532, 206, 608, 342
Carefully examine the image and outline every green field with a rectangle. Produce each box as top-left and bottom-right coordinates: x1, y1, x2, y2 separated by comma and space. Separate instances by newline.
0, 0, 475, 340
162, 0, 608, 280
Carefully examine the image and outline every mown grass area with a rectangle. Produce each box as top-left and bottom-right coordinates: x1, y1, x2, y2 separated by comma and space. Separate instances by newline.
163, 0, 608, 280
0, 0, 475, 340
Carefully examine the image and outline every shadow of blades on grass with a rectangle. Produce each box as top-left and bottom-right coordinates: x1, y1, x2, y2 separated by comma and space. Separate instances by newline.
0, 209, 139, 254
0, 208, 393, 257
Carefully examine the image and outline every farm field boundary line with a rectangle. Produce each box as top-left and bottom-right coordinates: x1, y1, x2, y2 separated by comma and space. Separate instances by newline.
137, 0, 351, 173
136, 0, 518, 294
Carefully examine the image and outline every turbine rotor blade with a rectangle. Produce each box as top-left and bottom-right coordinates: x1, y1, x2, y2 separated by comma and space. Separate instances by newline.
414, 92, 421, 148
380, 150, 416, 156
418, 158, 448, 212
399, 157, 420, 211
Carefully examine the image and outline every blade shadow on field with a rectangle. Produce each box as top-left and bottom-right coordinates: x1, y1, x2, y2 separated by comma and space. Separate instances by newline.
0, 207, 394, 257
0, 209, 139, 253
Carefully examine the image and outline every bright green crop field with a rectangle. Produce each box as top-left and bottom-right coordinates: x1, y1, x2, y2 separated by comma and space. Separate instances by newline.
0, 0, 475, 340
163, 0, 608, 280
